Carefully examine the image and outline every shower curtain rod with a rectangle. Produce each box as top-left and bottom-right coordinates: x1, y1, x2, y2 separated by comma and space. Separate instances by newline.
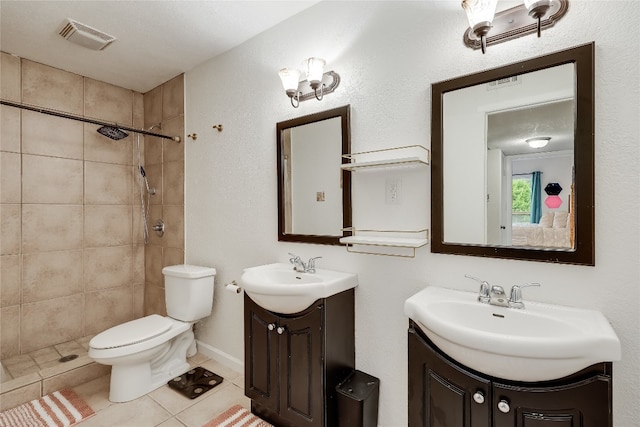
0, 99, 181, 142
512, 171, 543, 177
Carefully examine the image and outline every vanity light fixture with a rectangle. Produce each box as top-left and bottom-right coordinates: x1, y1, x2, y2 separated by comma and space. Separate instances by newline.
462, 0, 499, 54
524, 0, 552, 37
462, 0, 568, 53
526, 136, 551, 148
278, 57, 340, 108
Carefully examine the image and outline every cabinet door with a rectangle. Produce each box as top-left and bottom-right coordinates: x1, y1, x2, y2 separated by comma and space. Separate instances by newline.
244, 295, 280, 410
492, 375, 612, 427
279, 304, 324, 427
409, 328, 491, 427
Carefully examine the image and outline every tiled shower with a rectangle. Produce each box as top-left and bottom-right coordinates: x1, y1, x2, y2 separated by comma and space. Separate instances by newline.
0, 51, 184, 407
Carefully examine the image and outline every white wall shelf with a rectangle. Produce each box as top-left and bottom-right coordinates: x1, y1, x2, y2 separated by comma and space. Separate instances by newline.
340, 228, 429, 258
341, 145, 429, 171
341, 144, 430, 257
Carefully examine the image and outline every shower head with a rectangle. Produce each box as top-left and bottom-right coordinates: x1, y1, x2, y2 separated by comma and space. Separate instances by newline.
97, 126, 128, 141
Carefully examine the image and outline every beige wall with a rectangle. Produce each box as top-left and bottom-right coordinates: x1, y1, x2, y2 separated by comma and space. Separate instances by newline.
0, 52, 146, 358
142, 75, 185, 315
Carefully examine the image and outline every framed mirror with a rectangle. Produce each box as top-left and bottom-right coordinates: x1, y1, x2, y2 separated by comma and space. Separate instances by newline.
431, 43, 594, 265
277, 105, 351, 245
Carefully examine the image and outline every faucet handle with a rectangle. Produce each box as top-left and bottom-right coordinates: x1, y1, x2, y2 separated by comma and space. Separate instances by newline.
306, 256, 322, 273
509, 283, 540, 307
465, 275, 491, 303
288, 253, 305, 271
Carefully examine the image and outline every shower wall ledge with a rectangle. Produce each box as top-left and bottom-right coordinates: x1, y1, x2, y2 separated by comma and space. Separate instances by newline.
0, 356, 108, 411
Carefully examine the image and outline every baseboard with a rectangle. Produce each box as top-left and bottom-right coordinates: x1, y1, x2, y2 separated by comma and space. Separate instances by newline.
195, 340, 244, 374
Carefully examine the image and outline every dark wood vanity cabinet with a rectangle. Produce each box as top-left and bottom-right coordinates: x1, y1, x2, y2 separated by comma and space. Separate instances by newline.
408, 321, 613, 427
244, 290, 355, 427
492, 377, 612, 427
408, 323, 491, 427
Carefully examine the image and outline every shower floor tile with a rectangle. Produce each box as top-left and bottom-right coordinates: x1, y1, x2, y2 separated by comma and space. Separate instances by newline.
54, 340, 86, 357
1, 355, 38, 379
1, 335, 95, 384
76, 335, 93, 351
29, 347, 60, 365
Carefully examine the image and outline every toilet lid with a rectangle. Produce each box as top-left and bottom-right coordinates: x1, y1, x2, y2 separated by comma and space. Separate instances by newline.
90, 314, 173, 349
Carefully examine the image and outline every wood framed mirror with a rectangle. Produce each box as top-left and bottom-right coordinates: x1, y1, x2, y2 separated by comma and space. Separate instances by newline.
431, 43, 594, 265
277, 105, 352, 245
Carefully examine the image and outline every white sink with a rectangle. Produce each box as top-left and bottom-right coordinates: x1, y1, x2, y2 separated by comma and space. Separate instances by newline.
404, 286, 621, 382
241, 263, 358, 314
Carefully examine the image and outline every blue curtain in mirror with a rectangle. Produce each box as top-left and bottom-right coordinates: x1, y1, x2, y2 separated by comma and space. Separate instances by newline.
530, 171, 542, 223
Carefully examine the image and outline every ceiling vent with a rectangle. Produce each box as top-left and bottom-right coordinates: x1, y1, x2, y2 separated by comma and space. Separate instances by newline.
58, 18, 116, 51
486, 75, 522, 91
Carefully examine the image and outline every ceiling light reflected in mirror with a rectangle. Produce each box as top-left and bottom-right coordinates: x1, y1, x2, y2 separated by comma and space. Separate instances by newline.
526, 137, 551, 148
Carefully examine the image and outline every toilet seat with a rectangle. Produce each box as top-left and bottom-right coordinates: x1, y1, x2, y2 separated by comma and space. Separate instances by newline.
89, 315, 191, 361
91, 314, 172, 349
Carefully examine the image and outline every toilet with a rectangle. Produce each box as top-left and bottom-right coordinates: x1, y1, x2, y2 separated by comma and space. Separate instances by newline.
88, 264, 216, 402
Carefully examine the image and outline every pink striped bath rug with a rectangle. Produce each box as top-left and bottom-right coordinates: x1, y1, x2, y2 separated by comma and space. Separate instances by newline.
203, 404, 273, 427
0, 387, 94, 427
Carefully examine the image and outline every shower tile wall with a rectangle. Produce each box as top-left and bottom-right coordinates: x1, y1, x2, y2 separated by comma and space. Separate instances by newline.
0, 52, 146, 359
142, 75, 185, 315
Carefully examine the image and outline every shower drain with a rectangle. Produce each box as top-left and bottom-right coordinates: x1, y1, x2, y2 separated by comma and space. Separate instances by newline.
58, 354, 78, 363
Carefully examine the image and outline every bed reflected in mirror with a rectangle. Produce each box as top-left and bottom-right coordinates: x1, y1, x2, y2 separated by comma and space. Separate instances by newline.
431, 43, 594, 265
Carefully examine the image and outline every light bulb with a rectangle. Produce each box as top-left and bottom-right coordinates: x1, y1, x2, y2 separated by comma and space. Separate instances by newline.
303, 57, 326, 90
278, 68, 301, 95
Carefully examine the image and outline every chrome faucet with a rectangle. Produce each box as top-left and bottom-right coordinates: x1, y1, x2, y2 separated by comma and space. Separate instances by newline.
289, 253, 306, 272
306, 256, 322, 274
288, 253, 322, 273
466, 275, 541, 309
465, 275, 490, 303
508, 283, 541, 309
465, 275, 507, 307
489, 285, 509, 307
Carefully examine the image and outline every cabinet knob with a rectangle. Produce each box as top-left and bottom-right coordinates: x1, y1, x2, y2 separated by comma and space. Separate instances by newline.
472, 391, 485, 404
267, 323, 276, 331
497, 399, 510, 413
276, 326, 286, 335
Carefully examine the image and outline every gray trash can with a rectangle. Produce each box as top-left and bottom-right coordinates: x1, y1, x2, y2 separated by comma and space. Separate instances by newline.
336, 369, 379, 427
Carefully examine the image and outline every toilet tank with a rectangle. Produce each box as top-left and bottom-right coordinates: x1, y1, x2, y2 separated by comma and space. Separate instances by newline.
162, 264, 216, 322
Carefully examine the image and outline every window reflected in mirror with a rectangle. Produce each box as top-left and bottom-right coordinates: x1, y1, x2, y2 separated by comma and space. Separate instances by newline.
431, 43, 594, 265
442, 62, 575, 249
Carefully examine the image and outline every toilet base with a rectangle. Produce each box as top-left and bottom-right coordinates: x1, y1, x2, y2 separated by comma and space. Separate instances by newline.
109, 359, 191, 402
107, 328, 196, 402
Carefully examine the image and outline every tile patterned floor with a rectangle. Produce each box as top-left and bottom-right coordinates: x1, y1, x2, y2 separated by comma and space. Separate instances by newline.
1, 336, 93, 381
73, 354, 249, 427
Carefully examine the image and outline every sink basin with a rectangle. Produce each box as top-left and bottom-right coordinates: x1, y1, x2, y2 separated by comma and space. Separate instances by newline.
404, 286, 621, 382
241, 263, 358, 314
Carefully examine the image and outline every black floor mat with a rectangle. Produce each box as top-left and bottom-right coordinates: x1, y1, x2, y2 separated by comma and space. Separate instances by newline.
168, 367, 224, 399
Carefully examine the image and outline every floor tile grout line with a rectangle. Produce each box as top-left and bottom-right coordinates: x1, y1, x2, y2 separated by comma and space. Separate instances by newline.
65, 354, 249, 427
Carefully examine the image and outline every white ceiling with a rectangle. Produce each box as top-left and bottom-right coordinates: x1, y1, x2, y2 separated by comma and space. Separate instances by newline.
487, 100, 574, 156
0, 1, 320, 93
